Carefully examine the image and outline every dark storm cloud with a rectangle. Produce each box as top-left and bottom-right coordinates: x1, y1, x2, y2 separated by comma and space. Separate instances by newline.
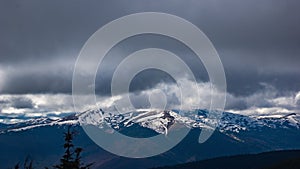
10, 97, 34, 109
0, 95, 33, 109
0, 0, 299, 97
95, 34, 208, 95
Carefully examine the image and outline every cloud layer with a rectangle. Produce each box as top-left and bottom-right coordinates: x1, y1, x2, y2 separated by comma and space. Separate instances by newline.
0, 0, 299, 123
0, 0, 300, 96
1, 79, 299, 123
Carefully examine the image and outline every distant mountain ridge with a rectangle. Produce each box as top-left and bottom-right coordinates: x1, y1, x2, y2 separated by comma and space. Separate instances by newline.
1, 109, 299, 135
0, 109, 300, 169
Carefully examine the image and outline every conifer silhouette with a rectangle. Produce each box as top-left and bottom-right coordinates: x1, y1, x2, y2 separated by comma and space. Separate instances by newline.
53, 126, 93, 169
12, 126, 93, 169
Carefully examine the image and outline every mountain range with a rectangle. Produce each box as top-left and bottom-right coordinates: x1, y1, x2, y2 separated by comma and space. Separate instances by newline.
0, 109, 299, 168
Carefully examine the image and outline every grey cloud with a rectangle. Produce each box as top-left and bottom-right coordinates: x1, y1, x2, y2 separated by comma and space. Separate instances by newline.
296, 92, 300, 106
0, 0, 299, 98
0, 60, 74, 94
0, 80, 299, 124
0, 95, 34, 109
225, 98, 247, 110
0, 100, 9, 104
0, 94, 78, 123
98, 80, 300, 115
226, 83, 277, 110
11, 97, 34, 109
2, 70, 73, 94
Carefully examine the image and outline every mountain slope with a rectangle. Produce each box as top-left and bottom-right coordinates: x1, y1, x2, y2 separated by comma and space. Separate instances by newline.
0, 109, 300, 169
152, 150, 300, 169
3, 109, 299, 134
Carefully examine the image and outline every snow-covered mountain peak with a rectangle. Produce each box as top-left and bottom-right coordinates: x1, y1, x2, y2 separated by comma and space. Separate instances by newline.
78, 109, 211, 135
1, 109, 299, 134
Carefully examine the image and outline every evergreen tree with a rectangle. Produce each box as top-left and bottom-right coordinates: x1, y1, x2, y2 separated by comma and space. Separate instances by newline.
53, 126, 93, 169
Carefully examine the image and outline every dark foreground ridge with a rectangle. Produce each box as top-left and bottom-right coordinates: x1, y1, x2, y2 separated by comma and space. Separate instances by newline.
152, 150, 300, 169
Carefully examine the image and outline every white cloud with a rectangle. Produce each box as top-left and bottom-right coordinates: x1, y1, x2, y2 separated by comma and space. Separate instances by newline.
0, 94, 77, 124
95, 81, 300, 117
0, 79, 299, 124
1, 107, 28, 114
102, 79, 217, 112
227, 85, 300, 116
229, 107, 295, 116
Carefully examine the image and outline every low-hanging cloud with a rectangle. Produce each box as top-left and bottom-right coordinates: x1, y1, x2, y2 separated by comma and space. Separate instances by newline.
10, 97, 34, 109
1, 78, 299, 123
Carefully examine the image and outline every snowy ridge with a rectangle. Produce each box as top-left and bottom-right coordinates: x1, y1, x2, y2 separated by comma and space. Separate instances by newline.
1, 109, 299, 134
78, 109, 300, 134
0, 116, 78, 133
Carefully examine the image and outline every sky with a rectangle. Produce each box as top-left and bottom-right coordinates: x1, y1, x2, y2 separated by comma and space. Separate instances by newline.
0, 0, 300, 123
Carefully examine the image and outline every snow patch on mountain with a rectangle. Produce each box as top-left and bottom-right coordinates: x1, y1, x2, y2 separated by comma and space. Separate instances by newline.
1, 109, 299, 134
